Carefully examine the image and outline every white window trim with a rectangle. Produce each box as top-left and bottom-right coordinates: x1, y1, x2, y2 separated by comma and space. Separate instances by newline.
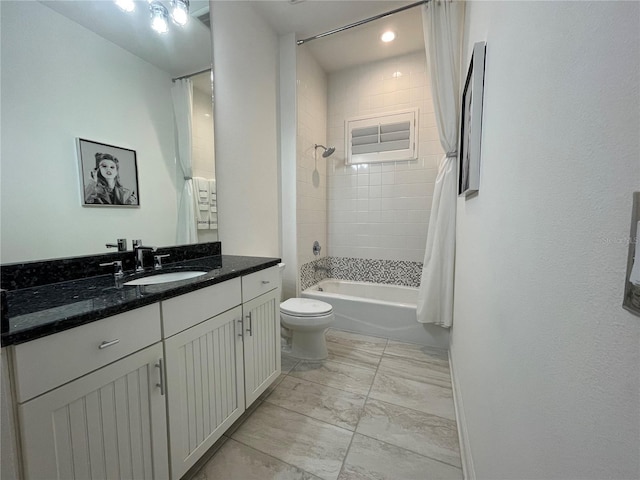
345, 108, 419, 165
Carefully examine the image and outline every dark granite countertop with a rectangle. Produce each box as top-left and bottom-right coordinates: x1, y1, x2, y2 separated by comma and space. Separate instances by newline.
1, 254, 280, 347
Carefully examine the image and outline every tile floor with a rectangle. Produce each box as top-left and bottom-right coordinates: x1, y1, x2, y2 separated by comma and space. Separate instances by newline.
189, 329, 463, 480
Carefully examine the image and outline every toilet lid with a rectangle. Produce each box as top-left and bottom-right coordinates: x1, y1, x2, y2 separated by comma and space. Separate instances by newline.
280, 298, 333, 317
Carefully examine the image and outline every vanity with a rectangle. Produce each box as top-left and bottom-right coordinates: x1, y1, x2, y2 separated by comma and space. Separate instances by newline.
1, 242, 282, 480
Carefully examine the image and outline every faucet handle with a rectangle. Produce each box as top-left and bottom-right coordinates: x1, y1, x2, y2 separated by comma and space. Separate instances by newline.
154, 254, 170, 270
99, 260, 124, 278
132, 239, 142, 249
106, 238, 127, 252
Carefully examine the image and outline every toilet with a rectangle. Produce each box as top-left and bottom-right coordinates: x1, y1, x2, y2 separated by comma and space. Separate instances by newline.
280, 298, 334, 360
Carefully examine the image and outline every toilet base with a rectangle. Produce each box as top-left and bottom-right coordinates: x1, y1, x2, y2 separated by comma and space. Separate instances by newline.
289, 328, 329, 361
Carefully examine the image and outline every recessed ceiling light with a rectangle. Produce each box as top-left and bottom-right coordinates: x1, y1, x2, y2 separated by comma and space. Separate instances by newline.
381, 31, 396, 43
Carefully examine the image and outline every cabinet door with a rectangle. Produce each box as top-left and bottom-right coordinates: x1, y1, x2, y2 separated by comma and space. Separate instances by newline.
164, 306, 245, 480
243, 288, 281, 406
19, 343, 168, 480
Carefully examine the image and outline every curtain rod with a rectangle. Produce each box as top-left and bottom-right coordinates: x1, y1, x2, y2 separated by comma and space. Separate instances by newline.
172, 68, 211, 82
296, 0, 430, 46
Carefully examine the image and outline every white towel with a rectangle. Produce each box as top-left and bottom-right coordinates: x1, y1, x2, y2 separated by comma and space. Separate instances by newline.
630, 221, 640, 286
193, 177, 210, 230
209, 180, 217, 229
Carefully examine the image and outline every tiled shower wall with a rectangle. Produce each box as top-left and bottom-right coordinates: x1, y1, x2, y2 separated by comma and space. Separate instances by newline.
296, 46, 328, 272
327, 51, 443, 263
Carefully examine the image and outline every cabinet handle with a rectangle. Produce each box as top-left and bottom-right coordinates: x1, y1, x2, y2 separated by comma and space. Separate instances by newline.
261, 280, 270, 285
237, 318, 244, 337
155, 358, 165, 396
98, 339, 120, 349
246, 313, 253, 336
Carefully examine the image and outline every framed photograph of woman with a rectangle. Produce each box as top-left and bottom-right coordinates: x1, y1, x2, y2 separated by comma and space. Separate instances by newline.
458, 41, 486, 197
77, 138, 140, 207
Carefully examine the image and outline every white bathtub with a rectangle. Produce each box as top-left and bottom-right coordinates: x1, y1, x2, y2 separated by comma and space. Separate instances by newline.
301, 279, 449, 349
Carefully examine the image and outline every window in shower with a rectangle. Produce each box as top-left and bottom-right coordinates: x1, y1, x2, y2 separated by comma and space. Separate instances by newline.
345, 108, 418, 165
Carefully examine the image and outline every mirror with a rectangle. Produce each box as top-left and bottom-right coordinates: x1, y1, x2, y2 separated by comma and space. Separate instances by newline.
0, 0, 217, 264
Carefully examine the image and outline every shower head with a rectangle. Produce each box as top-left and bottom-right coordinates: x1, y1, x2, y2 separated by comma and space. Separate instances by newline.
315, 144, 336, 158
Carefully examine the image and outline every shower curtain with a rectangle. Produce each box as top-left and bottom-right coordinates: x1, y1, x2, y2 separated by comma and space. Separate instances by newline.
416, 0, 465, 328
171, 79, 198, 245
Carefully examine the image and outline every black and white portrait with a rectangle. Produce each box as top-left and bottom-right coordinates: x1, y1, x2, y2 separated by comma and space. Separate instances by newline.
77, 138, 140, 207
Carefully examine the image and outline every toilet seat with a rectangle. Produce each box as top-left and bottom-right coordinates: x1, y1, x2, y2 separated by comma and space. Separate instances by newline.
280, 298, 332, 317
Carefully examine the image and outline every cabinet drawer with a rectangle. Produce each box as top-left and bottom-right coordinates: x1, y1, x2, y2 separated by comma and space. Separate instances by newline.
161, 278, 241, 338
242, 267, 279, 302
13, 304, 161, 403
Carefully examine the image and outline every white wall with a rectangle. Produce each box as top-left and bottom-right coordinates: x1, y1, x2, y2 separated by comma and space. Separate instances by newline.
0, 1, 178, 263
296, 47, 328, 268
327, 52, 443, 262
279, 33, 299, 299
452, 2, 640, 478
211, 2, 280, 257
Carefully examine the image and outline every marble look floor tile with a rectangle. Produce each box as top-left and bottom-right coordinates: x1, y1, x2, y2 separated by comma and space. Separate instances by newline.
327, 341, 382, 370
290, 360, 376, 396
378, 354, 451, 388
232, 403, 353, 480
325, 329, 387, 355
198, 439, 321, 480
356, 398, 461, 468
265, 376, 366, 430
384, 340, 449, 365
282, 353, 300, 374
369, 372, 455, 420
339, 434, 462, 480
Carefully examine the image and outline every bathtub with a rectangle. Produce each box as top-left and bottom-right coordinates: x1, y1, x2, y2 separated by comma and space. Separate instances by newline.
301, 279, 449, 349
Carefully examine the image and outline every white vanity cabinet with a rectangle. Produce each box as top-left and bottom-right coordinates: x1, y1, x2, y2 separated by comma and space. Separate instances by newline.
8, 264, 281, 480
241, 267, 281, 405
162, 280, 245, 480
15, 305, 168, 480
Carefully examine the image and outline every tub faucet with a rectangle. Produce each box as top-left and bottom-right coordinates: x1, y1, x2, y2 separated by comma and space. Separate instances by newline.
133, 239, 157, 272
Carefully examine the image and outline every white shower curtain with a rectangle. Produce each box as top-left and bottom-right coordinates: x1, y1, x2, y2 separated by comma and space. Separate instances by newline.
416, 0, 465, 327
171, 79, 198, 245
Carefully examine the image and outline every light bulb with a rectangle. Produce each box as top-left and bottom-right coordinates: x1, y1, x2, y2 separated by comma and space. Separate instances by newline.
150, 2, 169, 34
115, 0, 135, 12
381, 31, 396, 43
171, 0, 189, 26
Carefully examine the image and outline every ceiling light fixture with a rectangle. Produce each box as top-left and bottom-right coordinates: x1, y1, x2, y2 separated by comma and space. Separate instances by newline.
381, 31, 396, 43
171, 0, 189, 26
150, 2, 169, 34
115, 0, 135, 12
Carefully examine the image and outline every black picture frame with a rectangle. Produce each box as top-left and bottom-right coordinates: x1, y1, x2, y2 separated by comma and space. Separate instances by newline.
623, 192, 640, 316
77, 138, 140, 207
458, 41, 486, 197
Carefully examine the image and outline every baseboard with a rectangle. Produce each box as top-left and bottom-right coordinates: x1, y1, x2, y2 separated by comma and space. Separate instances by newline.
449, 349, 475, 480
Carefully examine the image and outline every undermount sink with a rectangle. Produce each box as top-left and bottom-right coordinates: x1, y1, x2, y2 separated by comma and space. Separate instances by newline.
123, 270, 208, 286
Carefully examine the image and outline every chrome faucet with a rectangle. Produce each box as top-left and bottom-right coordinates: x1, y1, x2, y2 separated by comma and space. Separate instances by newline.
132, 239, 156, 272
105, 238, 127, 252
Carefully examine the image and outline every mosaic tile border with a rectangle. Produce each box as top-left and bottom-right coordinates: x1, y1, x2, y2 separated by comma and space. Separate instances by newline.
299, 257, 422, 291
